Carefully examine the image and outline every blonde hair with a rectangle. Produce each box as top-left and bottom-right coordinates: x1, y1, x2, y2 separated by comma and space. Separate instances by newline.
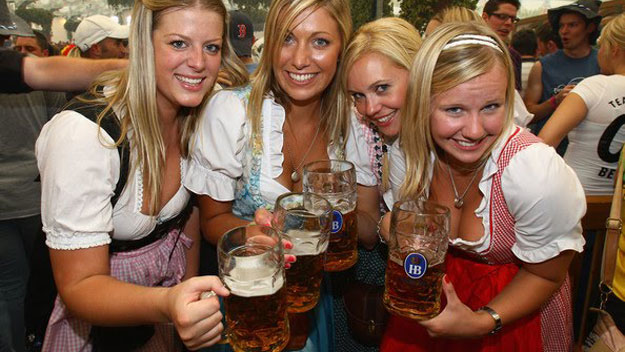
398, 22, 515, 201
248, 0, 352, 147
426, 6, 484, 37
88, 0, 247, 215
339, 16, 421, 189
599, 13, 625, 51
432, 6, 483, 24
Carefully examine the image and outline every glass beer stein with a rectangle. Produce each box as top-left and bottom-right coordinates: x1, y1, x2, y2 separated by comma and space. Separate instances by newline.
272, 192, 332, 313
303, 160, 358, 272
218, 225, 290, 352
383, 200, 450, 320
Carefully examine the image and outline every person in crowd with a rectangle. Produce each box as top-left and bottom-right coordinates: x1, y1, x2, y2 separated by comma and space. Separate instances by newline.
185, 0, 381, 350
380, 22, 585, 351
569, 13, 625, 342
14, 30, 50, 57
228, 10, 257, 74
35, 0, 246, 350
2, 50, 127, 93
214, 10, 256, 88
481, 0, 523, 91
511, 29, 537, 95
66, 14, 128, 59
0, 4, 126, 96
0, 0, 30, 47
1, 2, 123, 350
535, 21, 560, 57
524, 0, 601, 155
327, 16, 422, 352
1, 22, 66, 352
539, 13, 625, 196
424, 6, 482, 37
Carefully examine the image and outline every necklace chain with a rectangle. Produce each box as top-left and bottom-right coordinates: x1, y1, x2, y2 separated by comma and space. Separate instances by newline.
285, 118, 322, 183
445, 161, 482, 209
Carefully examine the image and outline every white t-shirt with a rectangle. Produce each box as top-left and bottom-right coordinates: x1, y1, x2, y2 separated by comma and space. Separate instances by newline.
565, 74, 625, 195
387, 125, 586, 263
184, 88, 372, 208
36, 110, 190, 250
520, 60, 535, 96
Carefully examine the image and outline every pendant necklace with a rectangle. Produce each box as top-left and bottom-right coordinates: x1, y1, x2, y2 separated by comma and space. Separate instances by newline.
285, 118, 322, 183
445, 161, 482, 209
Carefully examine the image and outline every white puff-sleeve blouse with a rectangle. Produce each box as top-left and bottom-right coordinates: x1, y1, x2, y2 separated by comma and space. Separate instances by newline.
387, 125, 586, 263
36, 110, 190, 250
184, 86, 369, 208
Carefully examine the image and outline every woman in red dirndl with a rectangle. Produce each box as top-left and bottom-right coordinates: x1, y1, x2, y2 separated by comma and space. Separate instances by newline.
379, 22, 585, 352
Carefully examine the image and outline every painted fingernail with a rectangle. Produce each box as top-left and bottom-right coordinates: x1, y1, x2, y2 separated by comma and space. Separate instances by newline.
285, 263, 291, 269
285, 242, 293, 249
444, 275, 450, 284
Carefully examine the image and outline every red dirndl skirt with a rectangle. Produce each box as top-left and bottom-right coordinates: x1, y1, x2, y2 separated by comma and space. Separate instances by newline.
380, 250, 543, 352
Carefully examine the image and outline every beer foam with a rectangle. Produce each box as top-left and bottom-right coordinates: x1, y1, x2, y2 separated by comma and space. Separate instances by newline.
223, 252, 284, 297
225, 264, 284, 297
286, 230, 328, 256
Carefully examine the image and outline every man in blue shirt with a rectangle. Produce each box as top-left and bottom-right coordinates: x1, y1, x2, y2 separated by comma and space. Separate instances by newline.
524, 0, 601, 155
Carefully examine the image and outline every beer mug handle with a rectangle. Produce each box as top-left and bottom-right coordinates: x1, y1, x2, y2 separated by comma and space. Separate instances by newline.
200, 291, 230, 345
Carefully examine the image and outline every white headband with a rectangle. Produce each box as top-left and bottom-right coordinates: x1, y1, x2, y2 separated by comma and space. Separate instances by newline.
442, 34, 503, 53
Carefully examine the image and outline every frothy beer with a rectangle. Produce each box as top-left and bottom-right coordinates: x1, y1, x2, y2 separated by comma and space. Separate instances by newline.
223, 248, 290, 352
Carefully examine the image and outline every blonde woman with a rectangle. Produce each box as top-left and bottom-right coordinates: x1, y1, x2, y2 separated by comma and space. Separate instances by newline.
185, 0, 389, 350
539, 13, 625, 196
35, 0, 246, 350
381, 22, 584, 351
186, 0, 356, 241
332, 16, 422, 351
342, 17, 422, 193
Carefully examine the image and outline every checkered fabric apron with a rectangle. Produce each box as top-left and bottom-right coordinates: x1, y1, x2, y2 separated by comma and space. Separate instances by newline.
41, 229, 193, 352
486, 126, 573, 352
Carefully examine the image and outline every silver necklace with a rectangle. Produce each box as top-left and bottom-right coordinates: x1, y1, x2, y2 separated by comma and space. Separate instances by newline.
285, 118, 322, 183
445, 162, 481, 209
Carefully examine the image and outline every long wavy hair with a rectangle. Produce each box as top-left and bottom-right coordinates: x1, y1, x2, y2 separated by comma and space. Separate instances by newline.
88, 0, 247, 215
398, 22, 515, 201
247, 0, 352, 148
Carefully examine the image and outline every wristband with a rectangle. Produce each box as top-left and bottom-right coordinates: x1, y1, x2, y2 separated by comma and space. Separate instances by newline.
549, 96, 558, 109
478, 306, 502, 335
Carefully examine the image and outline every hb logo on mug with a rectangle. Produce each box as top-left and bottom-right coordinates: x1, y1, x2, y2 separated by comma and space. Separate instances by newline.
404, 253, 428, 279
331, 210, 343, 233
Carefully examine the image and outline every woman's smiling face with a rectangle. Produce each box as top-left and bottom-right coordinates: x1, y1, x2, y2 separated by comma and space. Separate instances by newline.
347, 52, 408, 139
152, 6, 223, 113
273, 6, 342, 106
430, 62, 507, 168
